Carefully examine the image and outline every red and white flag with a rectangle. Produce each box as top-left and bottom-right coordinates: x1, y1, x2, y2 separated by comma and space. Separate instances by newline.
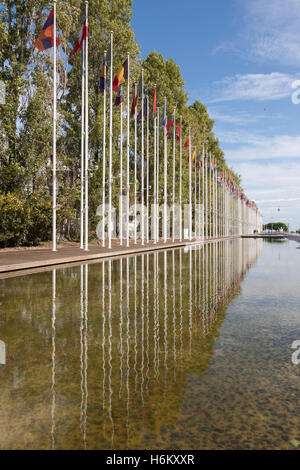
72, 18, 88, 55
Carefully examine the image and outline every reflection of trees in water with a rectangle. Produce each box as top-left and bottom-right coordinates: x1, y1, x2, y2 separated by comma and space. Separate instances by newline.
0, 239, 262, 449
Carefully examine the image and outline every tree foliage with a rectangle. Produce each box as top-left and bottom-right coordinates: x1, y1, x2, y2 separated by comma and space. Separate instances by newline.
0, 0, 242, 247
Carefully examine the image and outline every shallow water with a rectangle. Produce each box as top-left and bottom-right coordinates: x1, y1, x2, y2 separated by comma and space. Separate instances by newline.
0, 238, 300, 450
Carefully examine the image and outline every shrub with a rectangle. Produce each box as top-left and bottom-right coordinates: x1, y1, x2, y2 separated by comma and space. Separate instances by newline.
0, 193, 28, 247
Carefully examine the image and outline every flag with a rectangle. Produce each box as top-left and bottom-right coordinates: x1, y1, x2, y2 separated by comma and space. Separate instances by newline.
34, 8, 60, 51
114, 84, 123, 107
113, 58, 128, 92
137, 97, 147, 123
184, 137, 190, 148
166, 118, 174, 138
176, 122, 181, 142
153, 87, 157, 116
138, 75, 143, 97
72, 18, 88, 55
161, 101, 167, 128
100, 52, 107, 93
131, 87, 138, 117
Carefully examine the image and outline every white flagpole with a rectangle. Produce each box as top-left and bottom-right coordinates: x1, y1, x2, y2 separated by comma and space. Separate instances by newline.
212, 159, 215, 238
198, 160, 201, 239
153, 87, 157, 244
156, 107, 160, 242
164, 97, 167, 243
52, 0, 57, 252
205, 150, 208, 239
80, 46, 85, 249
194, 154, 196, 239
134, 84, 137, 244
119, 90, 123, 246
202, 144, 204, 240
189, 129, 192, 241
141, 69, 145, 245
108, 31, 113, 249
102, 51, 107, 247
179, 116, 182, 241
126, 53, 130, 247
84, 1, 89, 251
172, 108, 175, 242
146, 95, 149, 243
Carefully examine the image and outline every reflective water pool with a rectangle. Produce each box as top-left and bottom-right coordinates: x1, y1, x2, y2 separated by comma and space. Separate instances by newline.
1, 238, 300, 450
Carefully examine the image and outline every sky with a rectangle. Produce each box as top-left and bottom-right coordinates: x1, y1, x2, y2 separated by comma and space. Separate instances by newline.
132, 0, 300, 230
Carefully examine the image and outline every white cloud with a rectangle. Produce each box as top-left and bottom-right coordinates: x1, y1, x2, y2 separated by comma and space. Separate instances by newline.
223, 134, 300, 161
209, 107, 287, 125
230, 160, 300, 228
209, 73, 298, 103
244, 0, 300, 65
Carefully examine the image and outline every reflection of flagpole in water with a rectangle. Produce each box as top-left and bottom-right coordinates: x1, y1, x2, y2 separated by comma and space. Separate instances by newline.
102, 262, 106, 411
179, 249, 183, 369
119, 258, 123, 398
153, 252, 158, 380
134, 257, 138, 390
189, 249, 192, 354
140, 254, 145, 404
108, 260, 114, 447
146, 254, 150, 392
126, 257, 130, 448
163, 251, 168, 396
172, 250, 177, 379
83, 265, 88, 448
80, 265, 85, 444
51, 269, 56, 450
155, 252, 160, 380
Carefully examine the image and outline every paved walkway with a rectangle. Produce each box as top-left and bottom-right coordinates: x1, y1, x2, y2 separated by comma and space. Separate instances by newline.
0, 238, 202, 277
0, 237, 241, 278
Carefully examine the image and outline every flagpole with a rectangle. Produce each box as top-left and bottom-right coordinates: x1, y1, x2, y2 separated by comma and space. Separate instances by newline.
164, 97, 167, 243
141, 69, 145, 245
189, 128, 192, 241
108, 31, 113, 249
205, 149, 208, 239
153, 86, 157, 244
172, 107, 176, 242
134, 84, 137, 244
52, 0, 57, 252
202, 144, 204, 240
84, 1, 89, 251
80, 46, 85, 249
157, 107, 160, 243
194, 153, 196, 239
126, 52, 130, 247
179, 116, 182, 241
120, 91, 123, 246
146, 95, 149, 243
198, 160, 201, 239
102, 51, 107, 247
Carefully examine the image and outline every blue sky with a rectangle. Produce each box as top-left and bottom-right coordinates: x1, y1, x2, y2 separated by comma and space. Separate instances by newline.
132, 0, 300, 230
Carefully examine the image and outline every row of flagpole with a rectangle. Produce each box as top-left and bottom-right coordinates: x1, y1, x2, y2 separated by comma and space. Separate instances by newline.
35, 2, 262, 252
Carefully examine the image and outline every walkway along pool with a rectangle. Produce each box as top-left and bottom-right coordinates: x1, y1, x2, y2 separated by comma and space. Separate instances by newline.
0, 238, 300, 449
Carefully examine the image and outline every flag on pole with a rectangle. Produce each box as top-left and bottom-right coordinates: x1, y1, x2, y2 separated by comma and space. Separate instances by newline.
153, 86, 157, 116
131, 86, 138, 117
114, 84, 123, 107
138, 74, 143, 97
184, 137, 189, 148
72, 18, 88, 55
137, 97, 147, 123
161, 101, 167, 128
176, 121, 181, 142
100, 52, 107, 93
34, 8, 60, 51
113, 58, 128, 92
166, 118, 174, 138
